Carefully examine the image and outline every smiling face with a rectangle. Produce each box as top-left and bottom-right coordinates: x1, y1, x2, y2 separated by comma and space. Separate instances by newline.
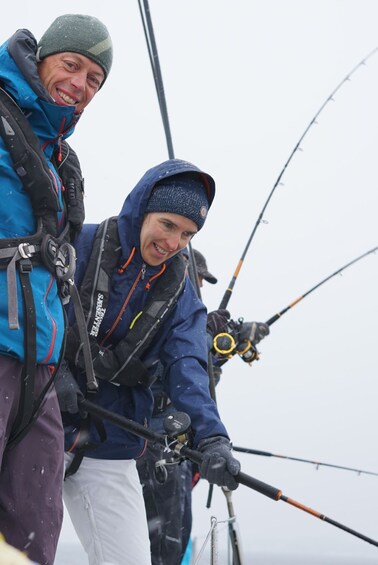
37, 52, 104, 114
140, 212, 198, 266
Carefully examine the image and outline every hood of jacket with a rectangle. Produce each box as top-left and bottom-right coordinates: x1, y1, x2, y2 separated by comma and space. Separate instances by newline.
0, 29, 80, 152
117, 158, 215, 267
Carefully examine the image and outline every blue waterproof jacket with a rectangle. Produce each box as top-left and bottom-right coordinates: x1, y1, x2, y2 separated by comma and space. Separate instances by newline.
64, 159, 229, 459
0, 30, 80, 364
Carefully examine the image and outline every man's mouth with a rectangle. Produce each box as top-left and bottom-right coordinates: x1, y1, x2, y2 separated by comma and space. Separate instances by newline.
57, 89, 78, 106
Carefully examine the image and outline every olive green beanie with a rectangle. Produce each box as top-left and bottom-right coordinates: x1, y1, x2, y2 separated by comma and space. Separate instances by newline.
37, 14, 113, 82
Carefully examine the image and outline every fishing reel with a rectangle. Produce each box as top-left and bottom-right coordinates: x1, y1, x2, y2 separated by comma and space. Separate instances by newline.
163, 411, 192, 445
154, 412, 193, 485
212, 317, 260, 365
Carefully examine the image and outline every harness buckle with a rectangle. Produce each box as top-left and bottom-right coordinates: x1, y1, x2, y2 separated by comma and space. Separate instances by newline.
18, 242, 37, 259
153, 392, 172, 416
40, 236, 76, 282
55, 242, 76, 282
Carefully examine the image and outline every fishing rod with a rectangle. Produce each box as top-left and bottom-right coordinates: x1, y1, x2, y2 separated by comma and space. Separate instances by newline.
233, 446, 378, 477
136, 13, 377, 551
80, 399, 378, 549
138, 0, 174, 160
265, 245, 378, 327
218, 47, 378, 311
138, 0, 207, 301
138, 0, 217, 396
213, 245, 378, 363
138, 0, 225, 530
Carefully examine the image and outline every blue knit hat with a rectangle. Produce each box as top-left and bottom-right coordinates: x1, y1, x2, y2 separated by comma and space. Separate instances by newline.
146, 174, 211, 230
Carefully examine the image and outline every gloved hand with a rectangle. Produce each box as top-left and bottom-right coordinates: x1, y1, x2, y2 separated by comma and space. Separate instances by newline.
206, 309, 230, 338
198, 436, 241, 490
54, 360, 84, 414
239, 321, 270, 345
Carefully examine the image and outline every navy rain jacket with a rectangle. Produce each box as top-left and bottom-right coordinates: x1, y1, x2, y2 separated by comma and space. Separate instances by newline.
64, 159, 229, 459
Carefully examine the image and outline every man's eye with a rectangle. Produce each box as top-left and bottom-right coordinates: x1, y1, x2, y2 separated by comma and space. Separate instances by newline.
64, 61, 76, 70
88, 76, 101, 89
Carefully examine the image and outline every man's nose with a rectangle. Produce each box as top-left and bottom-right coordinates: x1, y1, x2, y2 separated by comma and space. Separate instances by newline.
71, 71, 87, 91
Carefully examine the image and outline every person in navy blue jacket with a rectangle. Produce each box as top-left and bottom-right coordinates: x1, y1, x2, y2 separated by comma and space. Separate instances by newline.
57, 158, 241, 565
0, 14, 112, 565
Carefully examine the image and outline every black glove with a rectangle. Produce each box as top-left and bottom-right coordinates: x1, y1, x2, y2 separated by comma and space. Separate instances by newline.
206, 309, 230, 338
239, 321, 270, 345
54, 361, 84, 414
198, 436, 240, 490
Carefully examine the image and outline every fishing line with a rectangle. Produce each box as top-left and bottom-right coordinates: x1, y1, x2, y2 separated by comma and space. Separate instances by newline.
219, 47, 378, 310
233, 446, 378, 477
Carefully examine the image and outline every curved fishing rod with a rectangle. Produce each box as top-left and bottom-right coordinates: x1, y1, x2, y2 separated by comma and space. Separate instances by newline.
265, 245, 378, 327
219, 47, 378, 311
81, 398, 378, 549
233, 446, 378, 477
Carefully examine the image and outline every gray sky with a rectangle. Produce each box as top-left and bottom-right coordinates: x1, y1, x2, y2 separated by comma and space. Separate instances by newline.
5, 1, 378, 561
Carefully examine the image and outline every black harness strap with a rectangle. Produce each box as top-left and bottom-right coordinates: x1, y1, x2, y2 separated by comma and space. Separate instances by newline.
0, 88, 89, 448
6, 372, 55, 450
0, 87, 60, 235
68, 281, 98, 391
0, 88, 56, 447
9, 259, 37, 441
64, 413, 107, 479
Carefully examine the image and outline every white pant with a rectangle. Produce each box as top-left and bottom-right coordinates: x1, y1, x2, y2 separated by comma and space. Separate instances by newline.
63, 454, 152, 565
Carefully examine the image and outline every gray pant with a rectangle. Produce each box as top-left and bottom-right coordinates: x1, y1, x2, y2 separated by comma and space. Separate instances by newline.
0, 356, 64, 565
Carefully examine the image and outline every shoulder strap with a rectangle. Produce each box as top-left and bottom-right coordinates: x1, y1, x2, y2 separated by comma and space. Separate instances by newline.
0, 87, 60, 236
54, 141, 85, 242
80, 217, 120, 336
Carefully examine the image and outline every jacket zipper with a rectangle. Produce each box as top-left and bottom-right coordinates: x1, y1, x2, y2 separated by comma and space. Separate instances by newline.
100, 263, 146, 347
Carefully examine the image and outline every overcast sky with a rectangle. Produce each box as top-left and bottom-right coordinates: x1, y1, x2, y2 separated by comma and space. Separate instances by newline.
4, 1, 378, 562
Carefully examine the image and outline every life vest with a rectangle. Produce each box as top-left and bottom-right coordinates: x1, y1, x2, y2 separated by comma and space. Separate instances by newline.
0, 86, 87, 447
66, 216, 188, 388
64, 217, 188, 477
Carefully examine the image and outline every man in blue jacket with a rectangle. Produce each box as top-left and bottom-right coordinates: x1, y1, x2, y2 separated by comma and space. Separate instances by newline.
58, 159, 241, 565
0, 14, 112, 565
